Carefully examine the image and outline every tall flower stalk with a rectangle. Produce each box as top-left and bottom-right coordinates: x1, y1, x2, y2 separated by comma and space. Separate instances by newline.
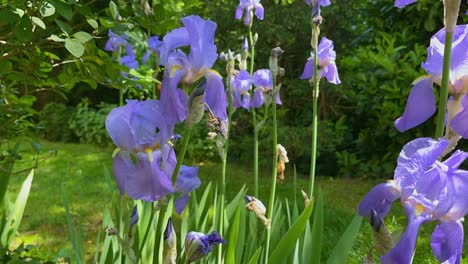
249, 29, 260, 197
264, 47, 283, 264
434, 31, 453, 138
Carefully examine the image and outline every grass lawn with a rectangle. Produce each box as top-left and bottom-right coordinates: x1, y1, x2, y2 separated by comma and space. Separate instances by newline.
7, 140, 465, 263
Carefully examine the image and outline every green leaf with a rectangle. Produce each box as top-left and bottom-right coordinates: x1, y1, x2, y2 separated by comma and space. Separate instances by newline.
15, 16, 32, 41
62, 183, 85, 264
268, 198, 315, 264
31, 16, 46, 29
86, 17, 98, 29
248, 246, 262, 264
73, 31, 93, 43
0, 61, 12, 74
226, 206, 241, 264
99, 17, 115, 28
55, 19, 72, 34
55, 0, 73, 20
326, 215, 362, 264
1, 169, 34, 246
109, 1, 118, 19
310, 191, 324, 263
39, 1, 55, 17
65, 38, 85, 58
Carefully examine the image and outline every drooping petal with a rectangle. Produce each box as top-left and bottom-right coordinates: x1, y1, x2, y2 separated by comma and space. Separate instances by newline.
321, 63, 340, 85
106, 100, 138, 150
161, 70, 188, 125
381, 215, 426, 264
182, 15, 218, 72
451, 94, 468, 138
113, 150, 174, 202
394, 0, 417, 8
204, 71, 227, 120
431, 221, 463, 264
300, 58, 314, 80
251, 88, 264, 108
394, 77, 436, 132
175, 193, 190, 215
235, 5, 244, 20
176, 165, 201, 193
254, 3, 264, 20
357, 182, 401, 219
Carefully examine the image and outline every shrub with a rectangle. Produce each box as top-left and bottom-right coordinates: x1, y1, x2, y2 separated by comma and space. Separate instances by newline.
68, 100, 116, 146
38, 103, 76, 142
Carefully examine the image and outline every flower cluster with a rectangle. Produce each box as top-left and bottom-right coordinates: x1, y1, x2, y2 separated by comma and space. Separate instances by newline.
358, 138, 468, 263
395, 25, 468, 138
104, 30, 138, 71
300, 37, 340, 85
105, 100, 200, 213
159, 15, 227, 125
230, 68, 281, 110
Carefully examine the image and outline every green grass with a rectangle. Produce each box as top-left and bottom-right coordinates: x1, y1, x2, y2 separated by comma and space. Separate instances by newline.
6, 140, 467, 263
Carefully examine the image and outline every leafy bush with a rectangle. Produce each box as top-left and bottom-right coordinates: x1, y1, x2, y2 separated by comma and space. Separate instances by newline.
68, 100, 116, 146
38, 103, 76, 142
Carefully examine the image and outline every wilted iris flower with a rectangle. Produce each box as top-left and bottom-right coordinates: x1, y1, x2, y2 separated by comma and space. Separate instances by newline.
159, 15, 227, 125
251, 69, 282, 108
395, 25, 468, 137
300, 37, 340, 85
230, 70, 252, 110
358, 137, 468, 263
185, 231, 225, 263
106, 100, 200, 212
244, 195, 270, 229
235, 0, 264, 26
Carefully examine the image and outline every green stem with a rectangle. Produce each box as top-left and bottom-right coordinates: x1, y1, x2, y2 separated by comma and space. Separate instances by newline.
248, 29, 259, 198
171, 126, 193, 184
217, 113, 232, 263
434, 31, 454, 139
136, 203, 156, 261
264, 91, 278, 264
119, 88, 124, 106
308, 52, 319, 198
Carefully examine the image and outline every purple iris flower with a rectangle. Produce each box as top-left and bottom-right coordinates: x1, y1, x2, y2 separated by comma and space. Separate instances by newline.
104, 30, 127, 52
142, 35, 163, 64
300, 37, 341, 85
394, 0, 416, 8
106, 100, 200, 208
251, 69, 282, 108
395, 25, 468, 137
358, 138, 468, 264
159, 15, 227, 125
231, 70, 252, 110
185, 231, 226, 263
235, 0, 264, 26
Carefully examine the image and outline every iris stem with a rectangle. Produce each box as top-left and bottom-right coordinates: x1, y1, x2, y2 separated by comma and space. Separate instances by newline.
171, 125, 193, 184
308, 24, 320, 199
248, 29, 259, 198
264, 86, 278, 264
434, 31, 454, 139
217, 108, 232, 263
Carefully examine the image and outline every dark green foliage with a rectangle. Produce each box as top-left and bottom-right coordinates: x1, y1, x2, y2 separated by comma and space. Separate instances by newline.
38, 103, 76, 142
68, 100, 116, 146
0, 244, 61, 264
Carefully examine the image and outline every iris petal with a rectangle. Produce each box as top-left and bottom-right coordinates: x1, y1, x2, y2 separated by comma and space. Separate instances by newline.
394, 77, 436, 132
322, 63, 341, 85
204, 72, 227, 120
357, 182, 400, 219
300, 58, 314, 80
381, 215, 426, 264
431, 221, 463, 264
451, 95, 468, 138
